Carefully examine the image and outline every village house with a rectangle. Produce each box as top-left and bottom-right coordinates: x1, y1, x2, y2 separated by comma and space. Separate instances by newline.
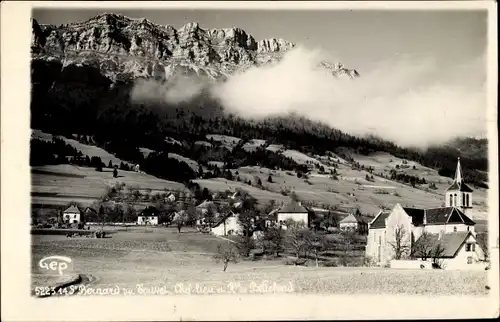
164, 192, 176, 203
339, 213, 368, 235
62, 205, 82, 224
210, 212, 242, 236
365, 158, 484, 269
137, 206, 159, 225
268, 200, 310, 229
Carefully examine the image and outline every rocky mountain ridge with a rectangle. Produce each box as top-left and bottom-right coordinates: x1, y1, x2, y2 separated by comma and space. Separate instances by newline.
31, 13, 359, 82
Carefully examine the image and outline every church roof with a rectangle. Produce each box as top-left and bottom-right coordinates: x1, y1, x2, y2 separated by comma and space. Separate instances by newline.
447, 157, 473, 192
447, 181, 474, 192
402, 207, 425, 226
369, 211, 390, 229
401, 207, 475, 226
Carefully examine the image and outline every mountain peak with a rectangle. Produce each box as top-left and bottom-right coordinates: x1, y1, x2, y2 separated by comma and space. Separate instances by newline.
31, 13, 358, 82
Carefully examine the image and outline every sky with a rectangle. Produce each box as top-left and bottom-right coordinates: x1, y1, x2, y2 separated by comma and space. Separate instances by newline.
33, 9, 487, 73
32, 8, 489, 147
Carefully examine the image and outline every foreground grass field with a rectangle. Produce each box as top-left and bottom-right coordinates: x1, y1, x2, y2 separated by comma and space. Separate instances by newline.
32, 228, 489, 296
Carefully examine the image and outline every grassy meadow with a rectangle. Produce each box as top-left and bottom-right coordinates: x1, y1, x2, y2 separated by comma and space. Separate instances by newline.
31, 227, 489, 296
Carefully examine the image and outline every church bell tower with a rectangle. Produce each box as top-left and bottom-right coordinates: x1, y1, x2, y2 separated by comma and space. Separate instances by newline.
445, 157, 473, 218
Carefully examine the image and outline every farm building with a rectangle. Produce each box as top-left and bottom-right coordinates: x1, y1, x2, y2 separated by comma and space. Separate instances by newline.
210, 212, 242, 236
339, 213, 368, 235
366, 158, 484, 268
269, 200, 310, 228
137, 206, 159, 225
62, 205, 81, 224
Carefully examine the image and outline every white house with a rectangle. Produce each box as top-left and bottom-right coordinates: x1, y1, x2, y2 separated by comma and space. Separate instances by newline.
210, 212, 242, 236
339, 213, 368, 235
165, 192, 176, 203
275, 200, 310, 228
412, 231, 485, 269
365, 158, 484, 268
63, 205, 81, 224
137, 206, 159, 225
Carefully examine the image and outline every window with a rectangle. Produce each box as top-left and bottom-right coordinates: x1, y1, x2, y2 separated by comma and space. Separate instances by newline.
453, 194, 457, 207
73, 220, 77, 224
449, 194, 453, 206
467, 226, 470, 231
471, 244, 475, 252
466, 194, 469, 207
466, 244, 472, 252
453, 226, 457, 232
467, 256, 473, 264
462, 193, 465, 207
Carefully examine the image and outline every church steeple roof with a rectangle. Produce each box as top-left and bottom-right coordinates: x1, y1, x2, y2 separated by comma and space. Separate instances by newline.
447, 157, 473, 192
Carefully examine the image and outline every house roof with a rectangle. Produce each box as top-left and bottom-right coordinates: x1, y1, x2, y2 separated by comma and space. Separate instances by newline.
340, 213, 367, 224
212, 212, 236, 228
414, 231, 473, 258
278, 201, 308, 213
84, 207, 97, 213
370, 211, 390, 229
196, 200, 213, 209
139, 206, 158, 216
63, 205, 80, 214
446, 181, 473, 192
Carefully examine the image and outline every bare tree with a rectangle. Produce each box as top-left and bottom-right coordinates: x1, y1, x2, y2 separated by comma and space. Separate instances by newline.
173, 210, 188, 233
236, 209, 257, 257
476, 231, 489, 262
339, 229, 357, 266
285, 219, 309, 264
411, 231, 435, 261
307, 231, 329, 267
213, 242, 239, 272
411, 231, 446, 268
204, 203, 218, 228
431, 242, 446, 269
388, 225, 411, 260
260, 221, 286, 257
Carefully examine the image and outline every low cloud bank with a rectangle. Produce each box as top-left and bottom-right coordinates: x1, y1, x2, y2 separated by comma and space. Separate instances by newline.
131, 46, 487, 148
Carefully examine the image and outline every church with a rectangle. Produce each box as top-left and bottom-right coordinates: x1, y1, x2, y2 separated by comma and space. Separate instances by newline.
365, 158, 485, 268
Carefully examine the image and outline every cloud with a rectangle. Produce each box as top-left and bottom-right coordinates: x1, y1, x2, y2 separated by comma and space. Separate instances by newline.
212, 46, 487, 148
129, 45, 487, 148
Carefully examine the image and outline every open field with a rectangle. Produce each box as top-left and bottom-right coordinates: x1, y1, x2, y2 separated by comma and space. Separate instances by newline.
31, 164, 187, 209
168, 153, 199, 171
31, 129, 131, 166
206, 134, 241, 150
31, 228, 489, 296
